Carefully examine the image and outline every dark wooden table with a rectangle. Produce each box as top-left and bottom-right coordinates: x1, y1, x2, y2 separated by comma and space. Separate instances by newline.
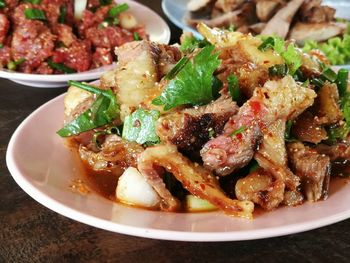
1, 1, 350, 262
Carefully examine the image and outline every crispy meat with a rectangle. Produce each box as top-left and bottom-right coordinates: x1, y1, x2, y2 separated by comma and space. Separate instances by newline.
299, 0, 335, 23
157, 95, 238, 152
201, 76, 317, 176
138, 144, 254, 218
287, 142, 331, 202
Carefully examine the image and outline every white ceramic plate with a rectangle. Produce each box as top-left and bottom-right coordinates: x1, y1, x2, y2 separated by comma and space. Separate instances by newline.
6, 94, 350, 241
162, 0, 350, 70
0, 0, 170, 88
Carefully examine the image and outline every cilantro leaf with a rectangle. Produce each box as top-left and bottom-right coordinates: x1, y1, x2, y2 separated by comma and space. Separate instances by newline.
227, 74, 240, 101
258, 36, 302, 75
152, 45, 221, 111
122, 109, 160, 145
180, 35, 210, 53
57, 81, 119, 137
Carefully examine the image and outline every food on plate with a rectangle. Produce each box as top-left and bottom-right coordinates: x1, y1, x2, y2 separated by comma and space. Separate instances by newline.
186, 0, 350, 65
58, 23, 350, 219
0, 0, 146, 74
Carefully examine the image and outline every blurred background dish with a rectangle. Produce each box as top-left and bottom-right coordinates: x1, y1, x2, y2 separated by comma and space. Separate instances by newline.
0, 0, 170, 88
162, 0, 350, 69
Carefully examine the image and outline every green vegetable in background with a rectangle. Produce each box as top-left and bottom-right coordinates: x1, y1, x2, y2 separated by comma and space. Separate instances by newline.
0, 0, 5, 8
152, 45, 221, 111
57, 81, 119, 137
303, 23, 350, 66
122, 109, 160, 145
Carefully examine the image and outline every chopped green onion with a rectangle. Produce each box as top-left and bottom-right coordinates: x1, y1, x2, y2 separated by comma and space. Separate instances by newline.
47, 60, 76, 74
248, 160, 260, 173
258, 37, 275, 51
133, 32, 141, 41
227, 74, 240, 102
99, 0, 112, 5
208, 128, 215, 138
24, 8, 47, 20
7, 58, 26, 70
0, 0, 5, 8
58, 5, 67, 24
269, 64, 288, 77
108, 3, 129, 17
57, 81, 119, 137
230, 126, 246, 137
24, 0, 41, 4
336, 69, 349, 97
227, 24, 235, 32
311, 78, 325, 89
164, 56, 189, 80
0, 43, 3, 48
285, 120, 293, 140
321, 67, 338, 83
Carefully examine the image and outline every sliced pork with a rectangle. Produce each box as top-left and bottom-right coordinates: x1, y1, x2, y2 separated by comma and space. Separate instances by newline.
201, 76, 316, 176
287, 142, 331, 201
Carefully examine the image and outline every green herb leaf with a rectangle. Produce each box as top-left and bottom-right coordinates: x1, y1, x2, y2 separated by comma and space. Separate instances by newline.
0, 43, 3, 48
327, 124, 349, 144
258, 36, 275, 51
47, 60, 76, 74
122, 108, 160, 145
269, 64, 288, 77
0, 0, 6, 8
230, 126, 246, 137
164, 56, 189, 80
108, 3, 128, 17
133, 32, 141, 41
341, 92, 350, 128
57, 81, 119, 137
99, 0, 112, 5
152, 45, 221, 110
259, 36, 302, 75
180, 35, 210, 53
58, 5, 67, 23
336, 69, 349, 97
227, 74, 240, 101
24, 0, 41, 4
24, 8, 46, 20
7, 58, 26, 70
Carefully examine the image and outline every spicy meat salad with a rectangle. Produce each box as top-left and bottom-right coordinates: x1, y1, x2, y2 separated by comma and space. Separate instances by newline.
0, 0, 146, 74
58, 24, 350, 219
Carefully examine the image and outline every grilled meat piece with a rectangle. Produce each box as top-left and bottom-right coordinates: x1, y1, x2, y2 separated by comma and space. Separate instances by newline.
256, 0, 283, 22
11, 20, 56, 72
315, 141, 350, 162
201, 76, 316, 176
235, 168, 285, 210
287, 142, 331, 201
0, 14, 9, 44
188, 2, 257, 29
79, 135, 144, 173
214, 0, 245, 13
261, 0, 304, 39
157, 95, 237, 152
289, 22, 347, 45
292, 111, 328, 144
138, 144, 254, 218
299, 0, 335, 23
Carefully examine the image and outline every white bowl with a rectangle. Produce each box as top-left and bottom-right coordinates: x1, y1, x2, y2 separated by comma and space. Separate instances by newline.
0, 0, 170, 88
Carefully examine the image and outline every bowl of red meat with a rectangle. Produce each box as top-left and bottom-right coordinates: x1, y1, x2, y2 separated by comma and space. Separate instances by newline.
0, 0, 170, 87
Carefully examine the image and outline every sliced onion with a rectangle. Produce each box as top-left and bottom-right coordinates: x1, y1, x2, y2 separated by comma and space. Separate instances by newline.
74, 0, 87, 19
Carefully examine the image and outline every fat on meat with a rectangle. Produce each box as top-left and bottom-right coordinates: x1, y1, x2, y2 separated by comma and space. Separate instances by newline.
138, 144, 254, 218
201, 76, 316, 176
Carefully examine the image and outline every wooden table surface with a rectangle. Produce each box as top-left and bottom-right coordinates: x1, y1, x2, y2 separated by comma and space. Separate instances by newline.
1, 1, 350, 262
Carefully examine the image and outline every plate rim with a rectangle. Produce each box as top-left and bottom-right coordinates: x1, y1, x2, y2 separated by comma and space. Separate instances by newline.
6, 93, 350, 242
